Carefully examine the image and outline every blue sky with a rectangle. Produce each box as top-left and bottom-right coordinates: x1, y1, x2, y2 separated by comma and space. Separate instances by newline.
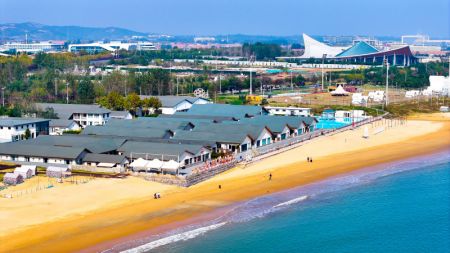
0, 0, 449, 37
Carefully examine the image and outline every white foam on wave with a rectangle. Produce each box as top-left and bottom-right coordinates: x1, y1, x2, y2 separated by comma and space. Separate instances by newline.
120, 222, 227, 253
273, 195, 309, 208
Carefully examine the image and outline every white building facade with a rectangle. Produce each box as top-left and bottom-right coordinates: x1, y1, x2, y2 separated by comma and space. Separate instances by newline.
0, 118, 50, 143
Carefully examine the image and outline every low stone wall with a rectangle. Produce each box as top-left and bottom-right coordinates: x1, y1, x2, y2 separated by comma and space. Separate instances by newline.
71, 165, 124, 174
139, 161, 237, 187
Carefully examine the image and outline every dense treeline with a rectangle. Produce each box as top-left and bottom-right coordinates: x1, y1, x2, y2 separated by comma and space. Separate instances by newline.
242, 42, 283, 60
338, 63, 449, 88
0, 50, 447, 116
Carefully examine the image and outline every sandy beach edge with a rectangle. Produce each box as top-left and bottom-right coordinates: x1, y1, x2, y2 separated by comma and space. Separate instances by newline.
1, 118, 449, 253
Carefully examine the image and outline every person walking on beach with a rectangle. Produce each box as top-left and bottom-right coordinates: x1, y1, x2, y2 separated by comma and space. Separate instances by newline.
269, 173, 272, 181
307, 157, 310, 162
218, 184, 222, 189
154, 193, 157, 199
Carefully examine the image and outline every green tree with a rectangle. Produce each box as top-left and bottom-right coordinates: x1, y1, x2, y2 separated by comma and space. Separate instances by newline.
142, 97, 162, 115
124, 93, 142, 115
77, 77, 95, 103
98, 91, 125, 110
24, 128, 31, 140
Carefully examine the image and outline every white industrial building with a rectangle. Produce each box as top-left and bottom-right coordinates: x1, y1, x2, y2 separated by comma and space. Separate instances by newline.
68, 41, 156, 54
0, 118, 50, 143
139, 96, 211, 115
35, 103, 111, 128
264, 106, 312, 117
0, 41, 65, 54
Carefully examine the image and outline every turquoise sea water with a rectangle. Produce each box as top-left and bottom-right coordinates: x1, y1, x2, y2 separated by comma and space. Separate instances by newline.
114, 151, 450, 253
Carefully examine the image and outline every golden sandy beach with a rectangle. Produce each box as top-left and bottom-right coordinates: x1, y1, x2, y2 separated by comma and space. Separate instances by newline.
0, 114, 449, 253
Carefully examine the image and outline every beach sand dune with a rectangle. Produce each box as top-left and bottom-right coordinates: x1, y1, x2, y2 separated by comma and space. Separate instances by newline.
0, 116, 449, 253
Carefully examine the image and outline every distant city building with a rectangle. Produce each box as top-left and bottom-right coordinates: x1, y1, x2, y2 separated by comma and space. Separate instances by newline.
281, 34, 417, 66
301, 34, 349, 58
68, 41, 157, 54
0, 41, 65, 54
68, 41, 137, 54
194, 37, 216, 43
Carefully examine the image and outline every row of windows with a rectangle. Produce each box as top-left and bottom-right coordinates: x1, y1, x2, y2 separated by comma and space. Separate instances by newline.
0, 124, 35, 130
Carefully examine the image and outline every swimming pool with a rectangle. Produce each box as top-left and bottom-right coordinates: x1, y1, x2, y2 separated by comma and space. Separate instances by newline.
315, 117, 351, 129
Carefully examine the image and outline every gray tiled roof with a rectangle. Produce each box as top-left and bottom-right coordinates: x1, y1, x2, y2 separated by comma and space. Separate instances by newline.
35, 103, 111, 120
106, 118, 193, 131
192, 122, 269, 141
110, 111, 131, 118
0, 142, 86, 159
139, 95, 197, 108
25, 135, 126, 154
234, 115, 317, 133
49, 119, 77, 128
82, 125, 173, 139
82, 153, 127, 164
0, 117, 50, 127
117, 141, 207, 159
158, 114, 238, 123
178, 104, 266, 119
173, 130, 250, 144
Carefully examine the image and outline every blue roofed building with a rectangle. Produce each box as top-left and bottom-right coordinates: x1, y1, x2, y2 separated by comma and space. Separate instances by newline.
336, 41, 379, 57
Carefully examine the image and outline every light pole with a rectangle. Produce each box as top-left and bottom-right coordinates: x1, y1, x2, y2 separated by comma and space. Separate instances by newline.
1, 87, 5, 107
385, 60, 389, 107
66, 83, 69, 104
321, 54, 327, 91
219, 72, 222, 94
290, 67, 293, 91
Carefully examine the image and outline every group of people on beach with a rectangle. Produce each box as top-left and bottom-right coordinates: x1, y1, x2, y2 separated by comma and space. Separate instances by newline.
307, 157, 313, 163
153, 192, 161, 199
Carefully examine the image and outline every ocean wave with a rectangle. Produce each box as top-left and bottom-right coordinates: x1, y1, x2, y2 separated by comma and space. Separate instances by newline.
111, 150, 450, 252
120, 222, 227, 253
273, 195, 309, 209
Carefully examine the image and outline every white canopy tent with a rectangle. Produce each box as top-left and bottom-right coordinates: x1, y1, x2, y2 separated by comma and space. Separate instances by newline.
331, 85, 350, 96
161, 160, 180, 174
147, 159, 164, 171
14, 167, 33, 179
130, 158, 149, 170
20, 165, 37, 176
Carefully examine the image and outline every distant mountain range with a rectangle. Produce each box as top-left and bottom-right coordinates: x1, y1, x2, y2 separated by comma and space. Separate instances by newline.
0, 22, 304, 44
0, 22, 147, 41
0, 22, 405, 45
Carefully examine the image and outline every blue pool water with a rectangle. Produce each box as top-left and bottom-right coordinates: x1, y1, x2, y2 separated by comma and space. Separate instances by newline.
315, 118, 350, 129
138, 151, 450, 253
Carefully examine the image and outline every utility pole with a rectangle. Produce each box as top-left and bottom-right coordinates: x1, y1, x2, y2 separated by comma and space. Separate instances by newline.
321, 54, 327, 91
290, 67, 293, 91
385, 59, 389, 107
249, 54, 255, 95
54, 78, 58, 97
1, 87, 5, 107
249, 69, 253, 95
176, 76, 179, 96
219, 72, 222, 94
66, 83, 69, 104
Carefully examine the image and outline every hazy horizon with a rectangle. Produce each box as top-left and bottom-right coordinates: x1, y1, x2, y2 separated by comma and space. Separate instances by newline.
0, 0, 449, 38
